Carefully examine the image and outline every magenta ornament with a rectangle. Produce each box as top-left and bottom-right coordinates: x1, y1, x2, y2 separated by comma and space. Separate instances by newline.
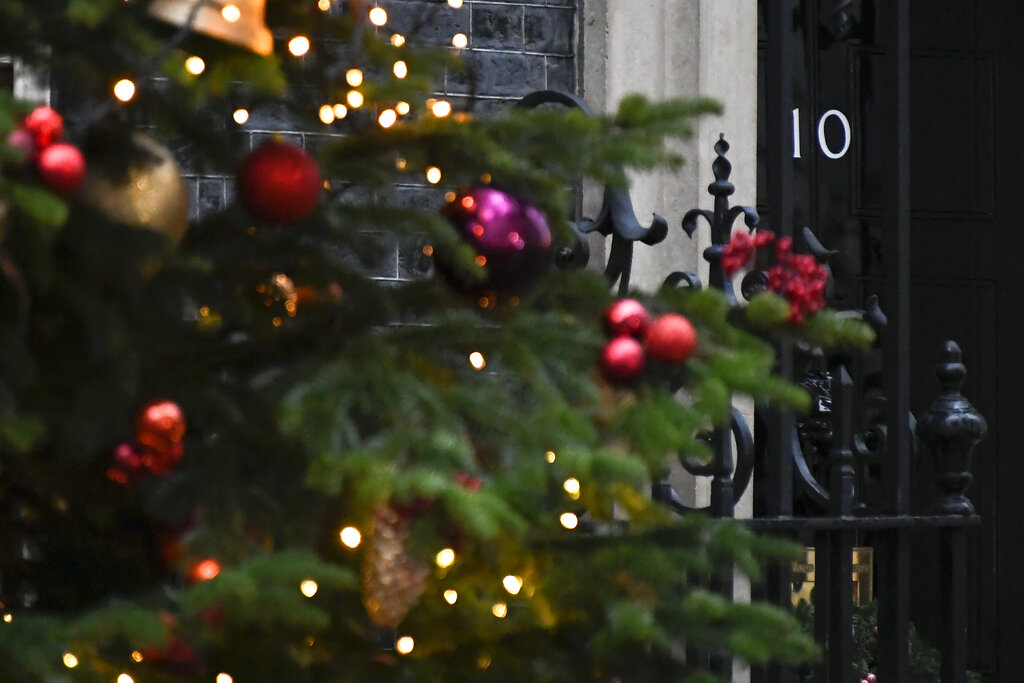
436, 185, 553, 297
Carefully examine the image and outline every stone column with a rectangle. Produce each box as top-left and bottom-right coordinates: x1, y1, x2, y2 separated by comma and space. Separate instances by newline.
581, 4, 758, 680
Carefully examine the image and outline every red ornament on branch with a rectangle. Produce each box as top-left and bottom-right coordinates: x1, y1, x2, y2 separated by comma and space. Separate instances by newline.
600, 337, 646, 385
37, 143, 86, 196
22, 106, 64, 149
603, 298, 651, 340
136, 399, 187, 453
238, 140, 322, 224
106, 442, 146, 484
646, 313, 698, 363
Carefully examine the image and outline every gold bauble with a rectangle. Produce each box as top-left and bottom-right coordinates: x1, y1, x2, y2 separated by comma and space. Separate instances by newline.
149, 0, 274, 56
79, 133, 189, 244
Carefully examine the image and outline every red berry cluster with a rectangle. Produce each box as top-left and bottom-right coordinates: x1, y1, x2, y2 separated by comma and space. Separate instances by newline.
721, 229, 776, 276
6, 106, 86, 196
721, 230, 828, 324
599, 299, 698, 385
106, 399, 187, 484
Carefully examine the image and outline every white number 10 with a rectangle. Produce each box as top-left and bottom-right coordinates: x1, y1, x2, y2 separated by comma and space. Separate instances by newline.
792, 108, 851, 160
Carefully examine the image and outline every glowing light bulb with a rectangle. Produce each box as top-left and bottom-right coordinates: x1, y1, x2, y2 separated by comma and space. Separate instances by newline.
233, 108, 249, 124
191, 559, 221, 581
436, 548, 456, 568
448, 0, 464, 7
546, 451, 557, 463
347, 90, 364, 108
221, 4, 241, 22
113, 79, 135, 102
502, 575, 523, 595
492, 602, 508, 618
432, 100, 452, 118
288, 36, 310, 57
564, 478, 581, 499
217, 674, 234, 683
346, 68, 364, 87
319, 105, 336, 124
130, 651, 143, 663
340, 526, 362, 548
426, 167, 442, 184
396, 158, 408, 170
2, 613, 11, 623
333, 104, 348, 119
391, 34, 406, 47
62, 653, 78, 668
369, 7, 388, 25
452, 33, 468, 49
317, 0, 331, 10
185, 56, 205, 75
118, 675, 134, 683
396, 101, 410, 115
560, 512, 579, 529
300, 580, 319, 597
379, 109, 397, 128
443, 589, 458, 604
396, 636, 415, 654
469, 352, 486, 370
393, 61, 408, 79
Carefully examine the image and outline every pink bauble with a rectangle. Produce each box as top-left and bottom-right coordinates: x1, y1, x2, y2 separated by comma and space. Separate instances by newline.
437, 185, 552, 296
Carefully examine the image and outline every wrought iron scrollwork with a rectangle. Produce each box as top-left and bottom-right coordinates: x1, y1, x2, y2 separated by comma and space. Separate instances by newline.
515, 90, 669, 294
678, 135, 759, 303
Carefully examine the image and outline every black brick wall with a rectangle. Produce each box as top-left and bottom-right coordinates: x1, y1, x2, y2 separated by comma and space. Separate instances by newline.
179, 0, 578, 283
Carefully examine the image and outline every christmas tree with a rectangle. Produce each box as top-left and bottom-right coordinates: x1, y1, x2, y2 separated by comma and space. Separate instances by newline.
0, 1, 868, 681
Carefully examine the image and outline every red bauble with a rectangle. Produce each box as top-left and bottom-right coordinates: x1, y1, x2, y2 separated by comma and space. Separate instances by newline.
237, 140, 322, 224
141, 442, 185, 476
603, 298, 651, 339
436, 185, 552, 297
136, 399, 186, 454
600, 337, 646, 385
646, 314, 697, 363
36, 143, 85, 196
22, 106, 63, 149
106, 442, 146, 484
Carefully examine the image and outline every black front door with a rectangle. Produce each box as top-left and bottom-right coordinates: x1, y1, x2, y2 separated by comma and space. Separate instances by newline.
758, 1, 1024, 678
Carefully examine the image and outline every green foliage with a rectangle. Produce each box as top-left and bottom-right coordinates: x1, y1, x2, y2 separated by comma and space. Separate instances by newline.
792, 600, 981, 683
0, 1, 877, 681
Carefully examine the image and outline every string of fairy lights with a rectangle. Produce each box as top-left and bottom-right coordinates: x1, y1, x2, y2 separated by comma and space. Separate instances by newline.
17, 3, 588, 679
48, 445, 581, 680
114, 0, 466, 185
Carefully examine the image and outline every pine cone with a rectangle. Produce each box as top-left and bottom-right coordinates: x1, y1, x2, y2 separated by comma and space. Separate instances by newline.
362, 503, 429, 628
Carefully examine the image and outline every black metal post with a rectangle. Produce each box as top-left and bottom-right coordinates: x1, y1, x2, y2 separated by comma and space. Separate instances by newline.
877, 1, 912, 680
941, 528, 969, 683
919, 341, 986, 682
813, 531, 832, 683
762, 3, 797, 680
